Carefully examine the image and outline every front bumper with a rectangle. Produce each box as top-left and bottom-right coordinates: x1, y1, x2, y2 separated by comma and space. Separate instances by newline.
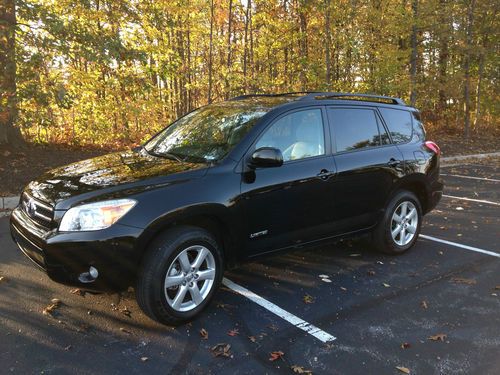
10, 206, 144, 291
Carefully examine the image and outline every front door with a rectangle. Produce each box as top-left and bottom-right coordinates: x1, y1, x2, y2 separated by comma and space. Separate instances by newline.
241, 108, 337, 256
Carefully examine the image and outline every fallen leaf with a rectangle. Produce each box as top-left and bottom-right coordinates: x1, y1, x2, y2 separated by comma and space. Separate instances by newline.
291, 365, 313, 374
451, 277, 476, 285
321, 278, 332, 283
2, 150, 11, 157
269, 351, 285, 361
349, 253, 361, 257
267, 324, 279, 332
456, 207, 464, 211
421, 300, 428, 309
0, 276, 8, 283
64, 345, 72, 351
494, 286, 500, 290
119, 327, 132, 334
303, 294, 315, 304
120, 306, 132, 317
70, 288, 85, 297
211, 343, 231, 358
428, 333, 447, 341
340, 287, 347, 291
367, 270, 376, 276
141, 357, 149, 362
200, 328, 208, 340
248, 336, 257, 343
318, 274, 329, 278
382, 283, 391, 288
43, 300, 62, 316
227, 329, 239, 337
396, 366, 410, 374
401, 342, 411, 349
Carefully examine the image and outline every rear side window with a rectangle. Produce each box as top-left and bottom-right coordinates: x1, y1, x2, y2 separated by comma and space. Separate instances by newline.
329, 108, 389, 153
379, 108, 413, 144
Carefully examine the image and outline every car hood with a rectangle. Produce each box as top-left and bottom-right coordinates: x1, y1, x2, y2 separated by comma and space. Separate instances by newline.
25, 150, 209, 209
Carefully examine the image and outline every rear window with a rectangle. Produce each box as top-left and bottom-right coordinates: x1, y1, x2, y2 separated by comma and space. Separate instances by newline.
329, 108, 389, 152
379, 108, 413, 144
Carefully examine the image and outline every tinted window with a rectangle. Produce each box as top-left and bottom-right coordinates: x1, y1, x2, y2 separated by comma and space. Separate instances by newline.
379, 108, 413, 143
330, 108, 387, 152
256, 109, 325, 162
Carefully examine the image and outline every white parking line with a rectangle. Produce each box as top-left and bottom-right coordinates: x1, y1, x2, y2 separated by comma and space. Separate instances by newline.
420, 234, 500, 258
441, 173, 500, 183
442, 194, 500, 206
222, 277, 336, 344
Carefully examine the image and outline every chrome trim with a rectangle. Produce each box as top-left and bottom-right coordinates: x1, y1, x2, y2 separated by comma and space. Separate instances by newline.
34, 210, 52, 221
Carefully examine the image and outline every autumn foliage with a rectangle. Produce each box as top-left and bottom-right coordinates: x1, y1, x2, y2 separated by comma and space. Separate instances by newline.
8, 0, 500, 147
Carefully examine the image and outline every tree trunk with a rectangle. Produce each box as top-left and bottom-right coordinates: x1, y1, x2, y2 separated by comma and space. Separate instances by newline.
0, 0, 24, 145
437, 0, 449, 114
409, 0, 418, 107
225, 0, 233, 99
298, 6, 308, 91
324, 0, 332, 90
243, 0, 251, 92
207, 0, 214, 103
473, 50, 484, 131
463, 0, 476, 139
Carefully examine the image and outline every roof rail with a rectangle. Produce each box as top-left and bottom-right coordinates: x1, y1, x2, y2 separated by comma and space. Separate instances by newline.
300, 92, 406, 105
229, 92, 319, 101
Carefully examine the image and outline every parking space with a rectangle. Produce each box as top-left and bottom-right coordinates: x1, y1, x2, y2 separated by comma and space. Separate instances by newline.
0, 162, 499, 374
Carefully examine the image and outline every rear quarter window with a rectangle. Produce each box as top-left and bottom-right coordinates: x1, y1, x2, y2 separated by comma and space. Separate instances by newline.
379, 108, 413, 144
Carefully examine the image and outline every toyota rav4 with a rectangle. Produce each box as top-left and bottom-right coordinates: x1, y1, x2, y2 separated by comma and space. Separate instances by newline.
10, 92, 443, 325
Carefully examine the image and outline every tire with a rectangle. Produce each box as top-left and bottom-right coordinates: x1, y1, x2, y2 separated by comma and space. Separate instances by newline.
136, 226, 223, 325
372, 190, 422, 255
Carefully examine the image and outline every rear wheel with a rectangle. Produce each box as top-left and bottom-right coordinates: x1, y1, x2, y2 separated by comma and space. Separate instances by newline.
372, 190, 422, 254
136, 226, 223, 325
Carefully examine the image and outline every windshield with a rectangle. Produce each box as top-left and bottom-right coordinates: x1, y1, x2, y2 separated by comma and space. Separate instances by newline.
144, 103, 270, 163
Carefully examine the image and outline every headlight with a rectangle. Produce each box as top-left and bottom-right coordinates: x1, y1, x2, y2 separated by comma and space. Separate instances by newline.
59, 199, 137, 232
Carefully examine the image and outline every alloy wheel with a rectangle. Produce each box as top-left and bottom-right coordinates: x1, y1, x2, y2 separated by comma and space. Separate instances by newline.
390, 201, 418, 246
164, 245, 216, 312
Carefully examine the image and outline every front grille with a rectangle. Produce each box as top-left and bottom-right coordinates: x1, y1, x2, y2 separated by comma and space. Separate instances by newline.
21, 192, 54, 229
12, 223, 46, 269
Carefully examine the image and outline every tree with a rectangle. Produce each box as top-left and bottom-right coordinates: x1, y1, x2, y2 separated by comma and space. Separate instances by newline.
0, 0, 24, 145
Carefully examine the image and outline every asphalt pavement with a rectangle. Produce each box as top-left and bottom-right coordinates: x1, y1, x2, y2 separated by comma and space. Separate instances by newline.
0, 162, 499, 375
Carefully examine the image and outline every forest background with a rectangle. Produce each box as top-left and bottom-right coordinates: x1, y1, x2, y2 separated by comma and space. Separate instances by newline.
0, 0, 498, 148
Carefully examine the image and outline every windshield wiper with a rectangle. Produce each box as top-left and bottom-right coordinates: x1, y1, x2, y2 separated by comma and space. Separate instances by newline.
148, 150, 185, 163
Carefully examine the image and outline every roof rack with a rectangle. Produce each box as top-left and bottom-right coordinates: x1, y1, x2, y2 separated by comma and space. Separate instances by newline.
229, 92, 319, 101
299, 92, 406, 105
229, 92, 406, 106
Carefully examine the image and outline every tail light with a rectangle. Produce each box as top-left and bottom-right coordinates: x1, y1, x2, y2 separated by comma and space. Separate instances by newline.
424, 141, 441, 156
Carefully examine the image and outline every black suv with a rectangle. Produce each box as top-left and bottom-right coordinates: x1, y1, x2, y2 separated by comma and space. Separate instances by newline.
10, 92, 443, 325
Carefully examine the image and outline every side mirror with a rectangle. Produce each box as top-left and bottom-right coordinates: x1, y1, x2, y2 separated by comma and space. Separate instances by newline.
250, 147, 283, 168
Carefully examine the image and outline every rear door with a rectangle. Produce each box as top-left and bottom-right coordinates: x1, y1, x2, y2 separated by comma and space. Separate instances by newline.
327, 106, 404, 230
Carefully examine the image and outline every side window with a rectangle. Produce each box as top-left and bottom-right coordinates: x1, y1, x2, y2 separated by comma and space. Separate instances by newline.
329, 108, 386, 152
256, 109, 325, 162
379, 108, 413, 144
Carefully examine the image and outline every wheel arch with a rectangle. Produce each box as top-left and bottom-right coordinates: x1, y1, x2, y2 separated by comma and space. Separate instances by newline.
391, 174, 430, 214
136, 204, 241, 270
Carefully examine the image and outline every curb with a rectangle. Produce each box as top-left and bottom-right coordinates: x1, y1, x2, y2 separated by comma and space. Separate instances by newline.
1, 196, 20, 210
441, 151, 500, 163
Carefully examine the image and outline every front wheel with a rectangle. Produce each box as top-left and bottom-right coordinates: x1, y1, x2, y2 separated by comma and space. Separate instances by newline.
372, 190, 422, 255
136, 226, 223, 325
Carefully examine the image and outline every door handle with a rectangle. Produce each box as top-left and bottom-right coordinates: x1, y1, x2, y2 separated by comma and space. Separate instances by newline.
317, 169, 334, 180
387, 158, 401, 168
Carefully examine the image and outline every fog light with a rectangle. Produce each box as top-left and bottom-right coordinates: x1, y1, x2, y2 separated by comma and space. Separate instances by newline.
89, 266, 99, 279
78, 266, 99, 283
